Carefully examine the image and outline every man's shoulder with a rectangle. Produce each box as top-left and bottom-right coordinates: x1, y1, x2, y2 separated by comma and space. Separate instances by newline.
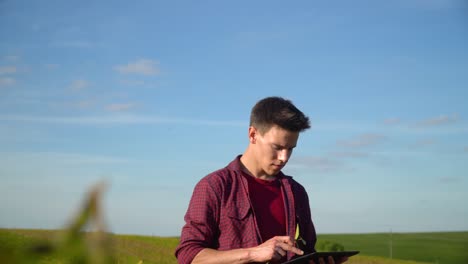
196, 161, 241, 188
198, 157, 241, 180
280, 172, 298, 184
281, 173, 308, 193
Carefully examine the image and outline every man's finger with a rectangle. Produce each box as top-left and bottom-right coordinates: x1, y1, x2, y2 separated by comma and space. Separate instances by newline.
275, 246, 286, 257
318, 257, 326, 264
337, 256, 348, 263
277, 242, 303, 255
276, 236, 293, 245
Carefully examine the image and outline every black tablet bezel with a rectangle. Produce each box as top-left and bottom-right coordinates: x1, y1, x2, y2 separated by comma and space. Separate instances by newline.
282, 250, 360, 264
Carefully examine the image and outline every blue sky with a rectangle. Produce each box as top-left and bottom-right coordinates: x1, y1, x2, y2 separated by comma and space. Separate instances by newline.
1, 0, 467, 236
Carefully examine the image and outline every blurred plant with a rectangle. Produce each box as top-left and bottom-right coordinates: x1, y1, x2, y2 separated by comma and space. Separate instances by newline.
1, 182, 116, 263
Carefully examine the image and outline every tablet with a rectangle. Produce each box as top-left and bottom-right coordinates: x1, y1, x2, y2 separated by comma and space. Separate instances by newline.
282, 250, 360, 264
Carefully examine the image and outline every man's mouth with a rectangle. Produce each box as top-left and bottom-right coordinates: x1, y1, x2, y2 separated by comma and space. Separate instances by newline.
272, 164, 284, 170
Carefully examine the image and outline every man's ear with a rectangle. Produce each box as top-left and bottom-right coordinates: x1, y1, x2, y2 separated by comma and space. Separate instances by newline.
248, 126, 257, 144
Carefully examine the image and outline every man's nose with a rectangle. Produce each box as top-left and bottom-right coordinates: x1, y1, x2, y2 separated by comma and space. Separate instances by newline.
278, 149, 291, 163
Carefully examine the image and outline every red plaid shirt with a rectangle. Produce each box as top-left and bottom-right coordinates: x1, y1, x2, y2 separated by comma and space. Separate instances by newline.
175, 156, 317, 264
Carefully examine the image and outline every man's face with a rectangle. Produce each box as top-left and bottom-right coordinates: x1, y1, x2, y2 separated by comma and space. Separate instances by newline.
252, 125, 299, 177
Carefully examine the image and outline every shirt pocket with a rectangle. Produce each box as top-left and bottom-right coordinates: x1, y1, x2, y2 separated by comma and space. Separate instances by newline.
219, 201, 256, 249
227, 201, 250, 220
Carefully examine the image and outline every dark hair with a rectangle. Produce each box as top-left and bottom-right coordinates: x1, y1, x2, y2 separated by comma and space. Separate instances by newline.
250, 96, 310, 134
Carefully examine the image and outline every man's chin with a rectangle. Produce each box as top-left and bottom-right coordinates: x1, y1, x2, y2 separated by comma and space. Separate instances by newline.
267, 168, 281, 176
271, 165, 284, 172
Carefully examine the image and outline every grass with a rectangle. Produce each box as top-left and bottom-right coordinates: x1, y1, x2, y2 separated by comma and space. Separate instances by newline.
346, 255, 432, 264
0, 228, 178, 264
318, 232, 468, 264
112, 234, 179, 264
1, 185, 465, 263
2, 228, 467, 264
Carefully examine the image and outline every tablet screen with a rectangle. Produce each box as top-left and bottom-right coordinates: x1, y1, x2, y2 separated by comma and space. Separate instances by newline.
282, 250, 360, 264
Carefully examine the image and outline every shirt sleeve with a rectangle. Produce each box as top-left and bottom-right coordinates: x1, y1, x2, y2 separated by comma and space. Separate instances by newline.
175, 176, 221, 264
295, 183, 317, 254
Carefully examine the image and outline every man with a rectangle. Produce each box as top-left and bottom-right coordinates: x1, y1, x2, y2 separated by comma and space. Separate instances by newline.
175, 97, 347, 264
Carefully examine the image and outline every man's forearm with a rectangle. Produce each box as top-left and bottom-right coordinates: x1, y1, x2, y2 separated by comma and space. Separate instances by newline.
191, 248, 253, 264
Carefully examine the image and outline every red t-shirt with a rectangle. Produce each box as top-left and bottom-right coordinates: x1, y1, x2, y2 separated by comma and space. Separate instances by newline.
243, 171, 286, 242
175, 156, 318, 264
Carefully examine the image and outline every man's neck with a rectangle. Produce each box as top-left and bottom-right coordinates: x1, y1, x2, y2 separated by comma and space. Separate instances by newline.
240, 152, 276, 181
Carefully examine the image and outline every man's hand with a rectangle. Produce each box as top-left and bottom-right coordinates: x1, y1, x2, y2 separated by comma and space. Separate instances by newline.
310, 256, 348, 264
248, 236, 304, 263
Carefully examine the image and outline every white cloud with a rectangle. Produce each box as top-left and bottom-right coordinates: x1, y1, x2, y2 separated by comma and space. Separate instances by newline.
45, 64, 59, 70
114, 59, 160, 76
384, 118, 401, 125
415, 114, 459, 127
235, 31, 287, 47
73, 100, 95, 109
330, 151, 369, 159
52, 41, 94, 48
5, 55, 20, 62
1, 151, 129, 165
290, 156, 346, 172
337, 133, 386, 148
31, 23, 41, 32
69, 79, 89, 91
438, 176, 462, 184
404, 0, 464, 9
409, 139, 436, 149
105, 103, 137, 112
0, 77, 15, 87
0, 66, 17, 75
119, 79, 145, 86
0, 114, 245, 127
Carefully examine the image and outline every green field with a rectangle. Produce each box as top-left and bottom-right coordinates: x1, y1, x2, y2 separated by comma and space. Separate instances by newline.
319, 232, 468, 264
1, 228, 467, 264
